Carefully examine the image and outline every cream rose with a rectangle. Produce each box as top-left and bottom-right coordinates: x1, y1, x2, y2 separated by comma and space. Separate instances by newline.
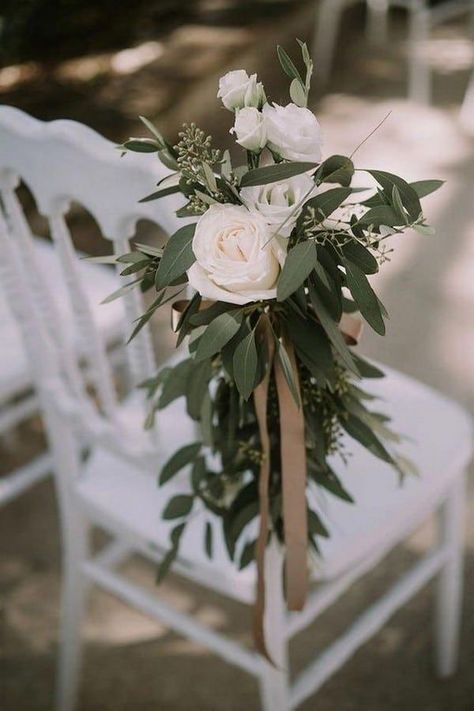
217, 70, 265, 111
187, 204, 286, 305
263, 102, 322, 163
231, 107, 267, 152
240, 172, 316, 237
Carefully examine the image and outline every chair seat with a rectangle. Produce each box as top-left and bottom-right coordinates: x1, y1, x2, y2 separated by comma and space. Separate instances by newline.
76, 365, 473, 604
0, 237, 124, 402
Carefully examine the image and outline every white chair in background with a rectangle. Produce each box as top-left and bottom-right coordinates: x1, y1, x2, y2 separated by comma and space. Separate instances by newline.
460, 63, 474, 129
0, 119, 125, 507
313, 0, 474, 104
0, 107, 472, 711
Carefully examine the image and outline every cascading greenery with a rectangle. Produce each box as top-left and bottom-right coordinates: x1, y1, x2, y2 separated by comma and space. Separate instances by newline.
113, 41, 442, 578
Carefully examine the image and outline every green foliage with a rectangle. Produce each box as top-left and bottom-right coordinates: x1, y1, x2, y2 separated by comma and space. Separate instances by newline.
343, 259, 386, 335
194, 311, 243, 362
277, 241, 318, 301
159, 443, 202, 486
240, 161, 317, 187
233, 327, 260, 400
315, 155, 355, 187
154, 223, 196, 290
109, 45, 441, 586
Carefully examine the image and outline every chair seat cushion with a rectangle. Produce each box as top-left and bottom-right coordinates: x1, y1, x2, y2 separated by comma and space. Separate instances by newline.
76, 365, 473, 604
0, 237, 124, 401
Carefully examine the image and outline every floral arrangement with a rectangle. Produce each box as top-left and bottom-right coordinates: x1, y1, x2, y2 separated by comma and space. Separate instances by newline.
117, 41, 441, 652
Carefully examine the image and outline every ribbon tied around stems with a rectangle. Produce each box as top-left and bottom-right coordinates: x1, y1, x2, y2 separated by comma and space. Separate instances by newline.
171, 299, 362, 662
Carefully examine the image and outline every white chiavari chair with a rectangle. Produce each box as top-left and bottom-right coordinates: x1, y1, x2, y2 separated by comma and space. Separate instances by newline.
313, 0, 474, 104
0, 107, 472, 711
0, 110, 126, 506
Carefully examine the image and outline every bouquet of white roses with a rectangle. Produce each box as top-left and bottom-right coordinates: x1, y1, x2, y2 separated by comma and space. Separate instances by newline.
118, 41, 441, 653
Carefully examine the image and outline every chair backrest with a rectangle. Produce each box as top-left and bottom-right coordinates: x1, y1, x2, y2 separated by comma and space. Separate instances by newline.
0, 105, 183, 447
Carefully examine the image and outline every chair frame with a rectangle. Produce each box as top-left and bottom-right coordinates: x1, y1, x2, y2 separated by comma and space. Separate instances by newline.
0, 107, 471, 711
313, 0, 474, 104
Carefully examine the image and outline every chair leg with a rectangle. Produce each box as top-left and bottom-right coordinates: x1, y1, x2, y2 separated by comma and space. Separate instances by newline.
55, 510, 90, 711
460, 67, 474, 132
312, 0, 353, 87
434, 473, 466, 678
408, 2, 431, 104
366, 0, 390, 46
258, 541, 290, 711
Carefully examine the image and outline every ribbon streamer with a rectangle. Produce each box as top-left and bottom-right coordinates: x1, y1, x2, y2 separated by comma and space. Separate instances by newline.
171, 300, 362, 660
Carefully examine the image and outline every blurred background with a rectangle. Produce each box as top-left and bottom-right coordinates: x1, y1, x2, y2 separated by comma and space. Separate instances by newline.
1, 1, 473, 709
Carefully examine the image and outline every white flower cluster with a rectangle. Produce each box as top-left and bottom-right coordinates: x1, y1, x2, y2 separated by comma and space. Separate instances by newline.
186, 70, 323, 305
219, 70, 322, 163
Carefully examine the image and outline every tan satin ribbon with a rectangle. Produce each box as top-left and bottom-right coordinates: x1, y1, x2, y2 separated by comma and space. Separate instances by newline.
252, 322, 275, 661
274, 341, 308, 611
171, 299, 362, 659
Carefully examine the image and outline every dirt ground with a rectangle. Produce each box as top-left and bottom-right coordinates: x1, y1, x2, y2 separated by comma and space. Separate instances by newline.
1, 2, 474, 709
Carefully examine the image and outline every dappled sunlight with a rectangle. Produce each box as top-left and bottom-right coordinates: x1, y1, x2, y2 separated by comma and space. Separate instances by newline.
110, 41, 164, 75
408, 35, 474, 75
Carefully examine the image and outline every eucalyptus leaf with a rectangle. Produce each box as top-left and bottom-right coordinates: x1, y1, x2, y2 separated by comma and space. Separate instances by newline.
158, 358, 194, 408
240, 162, 317, 188
205, 521, 214, 558
368, 170, 421, 222
101, 278, 141, 304
239, 540, 256, 570
285, 313, 333, 382
352, 354, 385, 378
156, 545, 178, 583
139, 115, 166, 148
159, 442, 202, 486
343, 258, 386, 335
155, 223, 196, 290
341, 240, 378, 274
277, 341, 301, 407
341, 413, 393, 463
359, 205, 399, 228
308, 283, 359, 375
277, 44, 304, 86
162, 494, 194, 520
315, 155, 354, 187
410, 179, 444, 198
194, 311, 243, 362
139, 185, 181, 202
277, 240, 318, 301
303, 187, 351, 223
310, 464, 354, 503
290, 77, 307, 107
308, 508, 329, 538
186, 359, 213, 418
121, 138, 159, 153
233, 328, 259, 400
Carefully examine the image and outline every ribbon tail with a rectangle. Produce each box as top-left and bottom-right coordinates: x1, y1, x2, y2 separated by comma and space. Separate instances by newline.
274, 341, 308, 612
252, 328, 275, 664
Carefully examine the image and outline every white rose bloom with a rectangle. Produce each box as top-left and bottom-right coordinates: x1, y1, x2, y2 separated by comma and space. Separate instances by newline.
240, 173, 316, 237
217, 70, 265, 111
231, 107, 267, 152
187, 204, 286, 305
263, 102, 322, 163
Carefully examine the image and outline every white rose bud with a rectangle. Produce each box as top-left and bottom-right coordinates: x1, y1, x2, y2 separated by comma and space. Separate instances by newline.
187, 204, 286, 305
217, 70, 265, 111
231, 107, 267, 152
263, 102, 322, 163
240, 173, 316, 237
243, 73, 266, 109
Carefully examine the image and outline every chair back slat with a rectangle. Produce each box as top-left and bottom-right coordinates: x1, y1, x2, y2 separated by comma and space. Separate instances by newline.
1, 184, 87, 404
113, 236, 157, 385
0, 105, 186, 434
48, 212, 118, 418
